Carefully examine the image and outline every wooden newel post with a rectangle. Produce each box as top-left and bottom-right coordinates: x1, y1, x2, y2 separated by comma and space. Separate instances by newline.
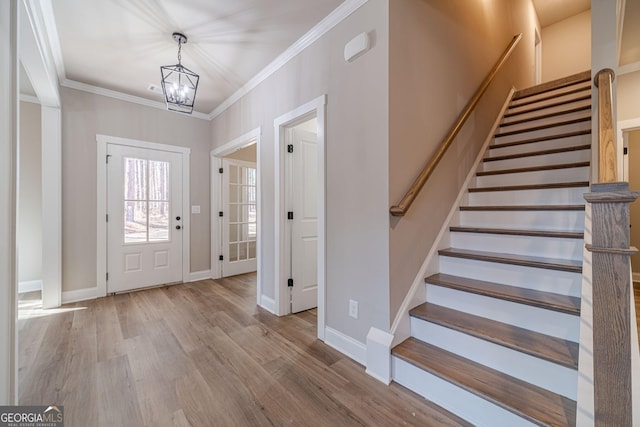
584, 182, 638, 426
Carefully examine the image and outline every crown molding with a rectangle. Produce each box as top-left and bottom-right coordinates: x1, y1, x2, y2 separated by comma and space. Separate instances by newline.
208, 0, 370, 120
61, 79, 211, 121
618, 60, 640, 76
20, 94, 40, 104
35, 0, 66, 83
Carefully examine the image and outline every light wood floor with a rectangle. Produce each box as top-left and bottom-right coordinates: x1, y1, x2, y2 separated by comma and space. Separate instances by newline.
18, 273, 470, 427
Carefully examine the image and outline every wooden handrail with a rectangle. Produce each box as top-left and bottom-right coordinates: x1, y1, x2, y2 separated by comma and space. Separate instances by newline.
390, 33, 522, 216
594, 68, 617, 182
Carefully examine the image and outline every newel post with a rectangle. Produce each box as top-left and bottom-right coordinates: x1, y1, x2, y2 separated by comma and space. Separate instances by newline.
584, 182, 638, 426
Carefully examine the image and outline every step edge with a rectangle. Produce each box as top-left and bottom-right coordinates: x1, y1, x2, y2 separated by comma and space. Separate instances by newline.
484, 144, 591, 162
495, 116, 591, 138
438, 248, 583, 273
476, 162, 590, 176
449, 226, 584, 239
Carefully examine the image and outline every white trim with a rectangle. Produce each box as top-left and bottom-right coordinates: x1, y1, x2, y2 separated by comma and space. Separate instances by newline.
34, 0, 65, 83
365, 327, 394, 384
324, 326, 367, 366
19, 280, 42, 294
209, 0, 368, 119
188, 270, 211, 282
62, 287, 97, 304
616, 0, 626, 66
633, 273, 640, 283
618, 61, 640, 76
61, 79, 211, 121
96, 135, 191, 297
389, 88, 516, 347
210, 127, 262, 302
19, 94, 39, 104
259, 295, 276, 314
274, 95, 327, 342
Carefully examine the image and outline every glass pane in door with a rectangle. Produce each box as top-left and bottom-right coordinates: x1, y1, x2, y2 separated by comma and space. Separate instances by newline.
227, 164, 257, 262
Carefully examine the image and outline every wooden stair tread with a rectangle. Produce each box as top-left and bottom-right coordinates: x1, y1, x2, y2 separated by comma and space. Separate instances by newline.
490, 129, 591, 150
500, 105, 591, 127
393, 338, 577, 426
476, 161, 590, 176
495, 116, 590, 138
438, 248, 582, 273
449, 226, 583, 239
468, 181, 589, 193
484, 144, 590, 162
409, 302, 579, 369
512, 71, 591, 100
504, 94, 591, 118
425, 273, 581, 315
509, 86, 591, 109
459, 204, 585, 211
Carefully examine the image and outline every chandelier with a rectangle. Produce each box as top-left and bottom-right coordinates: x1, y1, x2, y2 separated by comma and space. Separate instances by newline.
160, 32, 199, 114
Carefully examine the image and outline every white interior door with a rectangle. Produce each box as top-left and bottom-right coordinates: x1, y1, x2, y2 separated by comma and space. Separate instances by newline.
107, 144, 183, 293
222, 158, 257, 276
288, 128, 318, 313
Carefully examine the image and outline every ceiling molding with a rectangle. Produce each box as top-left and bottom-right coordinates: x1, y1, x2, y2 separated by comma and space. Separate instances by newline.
20, 94, 40, 105
60, 79, 211, 121
618, 61, 640, 76
208, 0, 370, 120
36, 0, 66, 83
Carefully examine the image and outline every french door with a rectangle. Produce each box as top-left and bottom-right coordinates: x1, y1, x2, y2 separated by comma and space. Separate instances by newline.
221, 158, 257, 276
107, 144, 183, 293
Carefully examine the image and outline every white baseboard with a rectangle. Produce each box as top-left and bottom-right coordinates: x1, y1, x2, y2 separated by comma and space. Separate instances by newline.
365, 327, 394, 384
324, 326, 367, 366
19, 280, 43, 293
62, 287, 97, 304
188, 270, 212, 282
633, 272, 640, 283
259, 295, 276, 314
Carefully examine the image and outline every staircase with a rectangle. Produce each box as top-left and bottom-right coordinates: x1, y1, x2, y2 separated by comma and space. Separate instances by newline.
391, 72, 592, 427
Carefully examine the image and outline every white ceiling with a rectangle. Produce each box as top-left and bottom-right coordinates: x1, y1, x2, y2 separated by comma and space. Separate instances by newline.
49, 0, 344, 114
20, 0, 640, 117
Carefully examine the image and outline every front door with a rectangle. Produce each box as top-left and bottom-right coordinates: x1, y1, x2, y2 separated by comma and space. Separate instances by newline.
221, 158, 257, 276
288, 128, 318, 313
107, 144, 183, 293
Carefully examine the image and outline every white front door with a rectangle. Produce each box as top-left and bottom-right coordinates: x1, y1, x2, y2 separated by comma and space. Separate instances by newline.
107, 144, 183, 293
221, 158, 257, 276
288, 128, 318, 313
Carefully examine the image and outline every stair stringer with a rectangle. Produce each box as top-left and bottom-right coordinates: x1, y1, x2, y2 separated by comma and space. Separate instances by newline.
388, 88, 516, 348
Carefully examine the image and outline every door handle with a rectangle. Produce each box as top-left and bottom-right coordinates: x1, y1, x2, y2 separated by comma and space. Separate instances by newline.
176, 225, 181, 230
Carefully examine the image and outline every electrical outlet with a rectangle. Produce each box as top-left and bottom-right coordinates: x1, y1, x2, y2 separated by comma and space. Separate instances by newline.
349, 299, 358, 319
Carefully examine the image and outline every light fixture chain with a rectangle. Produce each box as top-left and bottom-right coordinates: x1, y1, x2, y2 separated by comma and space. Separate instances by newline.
177, 40, 182, 65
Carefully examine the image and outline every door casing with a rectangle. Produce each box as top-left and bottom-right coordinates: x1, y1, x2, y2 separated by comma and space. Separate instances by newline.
274, 94, 326, 340
97, 134, 190, 298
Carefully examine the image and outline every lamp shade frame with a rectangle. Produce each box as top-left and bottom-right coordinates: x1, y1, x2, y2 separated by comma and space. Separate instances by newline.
160, 63, 200, 114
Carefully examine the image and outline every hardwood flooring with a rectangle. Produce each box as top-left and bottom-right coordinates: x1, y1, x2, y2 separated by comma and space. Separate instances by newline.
18, 274, 470, 427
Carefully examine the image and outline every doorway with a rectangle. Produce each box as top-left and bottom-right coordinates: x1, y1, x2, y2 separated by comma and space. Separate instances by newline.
274, 95, 327, 339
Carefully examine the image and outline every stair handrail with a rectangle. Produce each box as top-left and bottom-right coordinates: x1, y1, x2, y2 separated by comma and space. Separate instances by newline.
389, 33, 522, 217
587, 67, 637, 426
594, 68, 617, 182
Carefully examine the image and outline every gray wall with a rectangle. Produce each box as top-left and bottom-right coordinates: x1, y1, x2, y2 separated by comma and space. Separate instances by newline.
388, 0, 539, 322
211, 0, 390, 343
60, 87, 211, 292
18, 101, 42, 284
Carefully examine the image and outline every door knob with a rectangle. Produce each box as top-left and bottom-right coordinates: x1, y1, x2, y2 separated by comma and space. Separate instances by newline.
176, 225, 181, 230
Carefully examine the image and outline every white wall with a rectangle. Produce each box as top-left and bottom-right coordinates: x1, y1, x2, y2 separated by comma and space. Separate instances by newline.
542, 10, 591, 82
18, 101, 42, 285
59, 87, 212, 292
618, 71, 640, 122
210, 0, 390, 344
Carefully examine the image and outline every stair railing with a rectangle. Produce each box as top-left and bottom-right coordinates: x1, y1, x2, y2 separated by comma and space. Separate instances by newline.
389, 33, 522, 216
585, 68, 637, 426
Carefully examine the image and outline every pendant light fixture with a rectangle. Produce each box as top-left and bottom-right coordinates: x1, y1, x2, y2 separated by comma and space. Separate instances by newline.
160, 32, 199, 114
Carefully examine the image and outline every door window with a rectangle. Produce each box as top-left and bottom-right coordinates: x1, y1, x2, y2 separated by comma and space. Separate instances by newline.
228, 164, 257, 262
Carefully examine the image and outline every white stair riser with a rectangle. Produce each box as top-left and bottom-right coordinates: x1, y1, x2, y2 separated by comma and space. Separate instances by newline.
468, 187, 588, 206
392, 356, 538, 427
438, 256, 582, 297
502, 99, 591, 124
482, 149, 590, 171
475, 166, 589, 187
410, 318, 578, 399
509, 85, 590, 109
486, 134, 591, 157
457, 210, 585, 231
498, 112, 591, 134
495, 120, 591, 145
426, 285, 580, 341
450, 232, 583, 260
